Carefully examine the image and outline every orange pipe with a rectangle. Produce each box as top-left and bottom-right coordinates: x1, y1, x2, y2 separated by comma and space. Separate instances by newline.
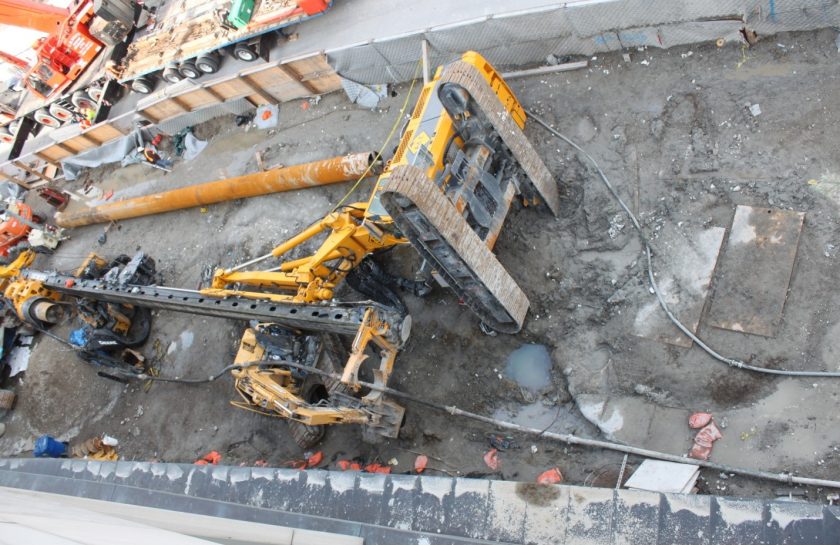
55, 152, 379, 228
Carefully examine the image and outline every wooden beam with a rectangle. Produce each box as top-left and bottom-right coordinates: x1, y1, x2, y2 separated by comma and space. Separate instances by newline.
34, 152, 61, 169
276, 63, 319, 95
241, 76, 277, 104
13, 160, 53, 183
77, 133, 101, 147
55, 142, 77, 155
202, 86, 225, 102
138, 110, 161, 124
0, 170, 30, 189
169, 95, 191, 112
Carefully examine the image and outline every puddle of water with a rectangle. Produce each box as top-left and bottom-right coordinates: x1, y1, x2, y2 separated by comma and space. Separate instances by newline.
504, 344, 552, 392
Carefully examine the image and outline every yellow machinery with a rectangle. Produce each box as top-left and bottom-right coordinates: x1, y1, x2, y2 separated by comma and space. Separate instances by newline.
9, 52, 562, 446
200, 51, 562, 443
0, 250, 63, 327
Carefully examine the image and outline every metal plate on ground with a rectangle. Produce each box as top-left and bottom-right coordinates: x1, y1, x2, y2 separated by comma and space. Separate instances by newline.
707, 206, 805, 337
633, 225, 726, 347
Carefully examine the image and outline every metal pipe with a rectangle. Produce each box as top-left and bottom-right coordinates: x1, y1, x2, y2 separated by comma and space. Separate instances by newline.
55, 152, 379, 228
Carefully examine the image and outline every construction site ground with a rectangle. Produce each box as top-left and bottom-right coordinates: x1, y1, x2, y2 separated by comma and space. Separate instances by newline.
3, 29, 840, 501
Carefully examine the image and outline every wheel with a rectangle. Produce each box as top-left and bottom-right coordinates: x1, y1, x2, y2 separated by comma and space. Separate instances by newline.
162, 66, 183, 84
233, 43, 258, 62
32, 214, 44, 224
178, 61, 201, 79
70, 91, 96, 111
87, 86, 104, 102
288, 420, 325, 449
195, 53, 220, 74
48, 103, 73, 123
34, 108, 61, 128
0, 389, 15, 410
0, 127, 13, 144
130, 76, 155, 94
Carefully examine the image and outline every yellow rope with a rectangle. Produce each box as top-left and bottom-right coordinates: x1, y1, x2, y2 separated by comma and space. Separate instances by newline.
330, 60, 423, 212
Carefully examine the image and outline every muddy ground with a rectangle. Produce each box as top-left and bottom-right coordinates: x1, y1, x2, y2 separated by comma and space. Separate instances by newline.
2, 29, 840, 501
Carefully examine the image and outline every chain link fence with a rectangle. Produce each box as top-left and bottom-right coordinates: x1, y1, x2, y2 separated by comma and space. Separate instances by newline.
327, 0, 840, 84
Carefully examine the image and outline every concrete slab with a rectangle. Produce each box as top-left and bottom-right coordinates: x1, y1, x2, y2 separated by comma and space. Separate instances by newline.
633, 224, 725, 347
708, 206, 805, 337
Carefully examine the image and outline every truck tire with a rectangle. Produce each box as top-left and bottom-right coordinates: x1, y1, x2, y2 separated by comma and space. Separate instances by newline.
48, 103, 73, 123
131, 76, 155, 94
162, 66, 183, 84
178, 61, 201, 79
0, 389, 15, 410
70, 91, 96, 111
0, 127, 13, 144
233, 43, 258, 62
196, 53, 220, 74
34, 108, 61, 128
87, 86, 104, 102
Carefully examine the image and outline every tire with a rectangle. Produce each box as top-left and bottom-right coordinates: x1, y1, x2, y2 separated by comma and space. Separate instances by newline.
195, 53, 220, 74
87, 86, 104, 102
233, 44, 258, 62
288, 420, 325, 449
0, 389, 15, 410
131, 76, 155, 94
34, 108, 61, 128
48, 103, 73, 123
70, 91, 96, 111
0, 127, 13, 144
178, 61, 201, 79
162, 66, 183, 84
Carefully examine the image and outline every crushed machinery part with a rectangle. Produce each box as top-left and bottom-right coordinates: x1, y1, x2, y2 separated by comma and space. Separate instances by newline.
381, 164, 527, 333
22, 269, 409, 346
54, 152, 381, 228
439, 58, 561, 216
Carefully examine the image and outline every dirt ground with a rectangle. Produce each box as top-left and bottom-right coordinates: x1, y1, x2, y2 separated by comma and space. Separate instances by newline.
2, 29, 840, 502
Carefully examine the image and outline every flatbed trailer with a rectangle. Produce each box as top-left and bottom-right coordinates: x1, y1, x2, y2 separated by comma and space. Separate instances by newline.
118, 0, 332, 92
1, 0, 332, 159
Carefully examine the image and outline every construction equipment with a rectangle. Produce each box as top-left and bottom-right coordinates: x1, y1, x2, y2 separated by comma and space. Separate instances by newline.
0, 0, 104, 102
206, 51, 560, 333
6, 52, 560, 446
0, 202, 63, 264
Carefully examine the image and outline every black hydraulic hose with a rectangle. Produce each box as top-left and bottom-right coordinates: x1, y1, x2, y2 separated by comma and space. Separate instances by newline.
525, 109, 840, 378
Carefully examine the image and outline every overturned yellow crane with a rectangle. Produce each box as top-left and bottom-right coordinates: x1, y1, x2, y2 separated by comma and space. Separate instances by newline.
17, 51, 562, 446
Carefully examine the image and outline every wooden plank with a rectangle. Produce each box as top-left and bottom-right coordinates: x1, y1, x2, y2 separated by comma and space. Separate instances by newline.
87, 123, 125, 142
13, 160, 54, 183
707, 206, 805, 337
37, 146, 72, 161
202, 86, 226, 102
34, 152, 61, 169
168, 95, 192, 113
632, 225, 725, 347
275, 63, 319, 95
241, 76, 277, 104
0, 170, 29, 188
55, 142, 78, 155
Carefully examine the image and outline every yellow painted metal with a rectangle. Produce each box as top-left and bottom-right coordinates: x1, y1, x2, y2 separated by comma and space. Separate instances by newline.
54, 152, 379, 228
231, 328, 370, 426
206, 204, 405, 303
